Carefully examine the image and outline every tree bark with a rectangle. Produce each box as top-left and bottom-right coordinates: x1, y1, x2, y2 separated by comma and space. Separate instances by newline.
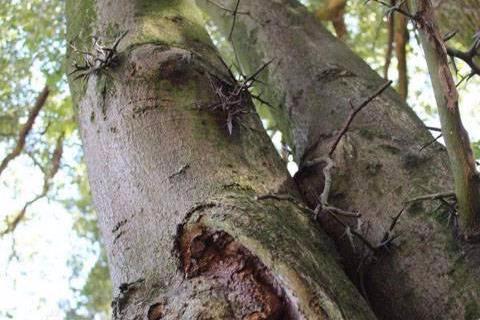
394, 10, 408, 100
414, 0, 480, 240
197, 0, 480, 319
65, 0, 376, 319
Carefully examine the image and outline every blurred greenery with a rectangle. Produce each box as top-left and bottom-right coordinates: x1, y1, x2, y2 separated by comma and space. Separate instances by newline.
0, 0, 111, 318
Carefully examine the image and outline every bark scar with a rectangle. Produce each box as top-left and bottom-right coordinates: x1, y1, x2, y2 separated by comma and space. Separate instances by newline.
177, 224, 297, 319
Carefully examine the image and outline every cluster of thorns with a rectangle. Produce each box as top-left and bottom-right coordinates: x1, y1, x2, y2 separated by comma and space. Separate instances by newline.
69, 31, 128, 81
208, 0, 467, 273
207, 59, 273, 135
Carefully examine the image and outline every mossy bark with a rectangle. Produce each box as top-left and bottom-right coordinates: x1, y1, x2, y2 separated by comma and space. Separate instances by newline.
65, 0, 376, 319
197, 0, 480, 319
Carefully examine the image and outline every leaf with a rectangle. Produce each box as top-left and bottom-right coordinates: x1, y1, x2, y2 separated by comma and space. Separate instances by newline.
472, 141, 480, 160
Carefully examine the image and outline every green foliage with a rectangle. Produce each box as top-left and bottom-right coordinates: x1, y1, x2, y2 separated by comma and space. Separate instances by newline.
64, 252, 112, 320
472, 141, 480, 161
0, 1, 111, 318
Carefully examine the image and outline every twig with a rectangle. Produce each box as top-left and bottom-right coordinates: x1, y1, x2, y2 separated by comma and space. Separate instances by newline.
322, 206, 361, 218
406, 191, 456, 203
378, 205, 406, 249
207, 0, 248, 14
69, 31, 127, 80
419, 133, 442, 151
329, 80, 392, 157
425, 126, 442, 132
0, 86, 49, 178
255, 193, 316, 216
366, 0, 416, 20
327, 209, 377, 252
228, 0, 241, 41
445, 30, 480, 82
207, 60, 272, 134
255, 193, 361, 219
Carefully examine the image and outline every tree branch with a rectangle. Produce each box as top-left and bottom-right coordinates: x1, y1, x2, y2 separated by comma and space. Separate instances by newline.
329, 80, 392, 157
0, 86, 49, 178
1, 133, 64, 237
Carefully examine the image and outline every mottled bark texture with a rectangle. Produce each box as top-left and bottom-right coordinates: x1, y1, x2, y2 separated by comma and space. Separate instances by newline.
414, 0, 480, 240
65, 0, 376, 319
197, 0, 480, 319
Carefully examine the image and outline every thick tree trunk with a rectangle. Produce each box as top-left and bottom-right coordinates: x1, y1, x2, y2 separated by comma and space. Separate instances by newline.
65, 0, 376, 319
197, 0, 480, 319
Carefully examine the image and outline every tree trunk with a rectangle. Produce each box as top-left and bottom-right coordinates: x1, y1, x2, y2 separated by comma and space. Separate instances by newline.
414, 0, 480, 239
197, 0, 480, 319
65, 0, 376, 319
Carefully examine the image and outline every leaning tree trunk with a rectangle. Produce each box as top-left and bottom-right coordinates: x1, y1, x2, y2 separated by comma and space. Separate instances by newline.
197, 0, 480, 319
65, 0, 377, 319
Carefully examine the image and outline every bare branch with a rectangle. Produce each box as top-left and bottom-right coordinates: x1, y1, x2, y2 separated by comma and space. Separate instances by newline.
425, 126, 442, 132
329, 80, 392, 157
228, 0, 241, 40
366, 0, 416, 20
406, 191, 456, 203
1, 133, 64, 237
0, 86, 49, 178
419, 133, 442, 151
446, 45, 480, 81
378, 205, 406, 250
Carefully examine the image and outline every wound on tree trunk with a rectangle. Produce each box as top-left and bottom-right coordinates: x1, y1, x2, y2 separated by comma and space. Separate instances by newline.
65, 0, 376, 319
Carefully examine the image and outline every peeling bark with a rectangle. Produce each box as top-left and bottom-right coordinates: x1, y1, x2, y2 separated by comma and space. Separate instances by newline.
65, 0, 376, 319
197, 0, 480, 319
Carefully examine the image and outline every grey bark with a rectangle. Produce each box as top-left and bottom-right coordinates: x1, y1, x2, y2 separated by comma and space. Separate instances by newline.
196, 0, 480, 319
65, 0, 376, 319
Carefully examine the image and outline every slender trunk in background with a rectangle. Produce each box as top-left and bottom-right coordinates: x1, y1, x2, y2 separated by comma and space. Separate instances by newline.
413, 0, 480, 239
65, 0, 376, 319
197, 0, 480, 319
394, 10, 408, 100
